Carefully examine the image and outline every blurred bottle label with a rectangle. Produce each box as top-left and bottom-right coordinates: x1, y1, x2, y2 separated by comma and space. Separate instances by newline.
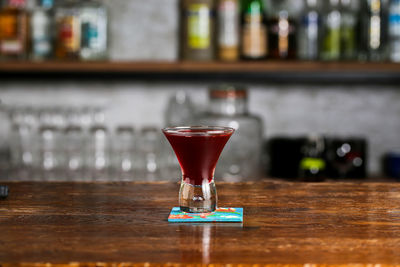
40, 0, 53, 8
389, 10, 400, 36
0, 11, 27, 55
0, 14, 17, 38
298, 11, 319, 60
8, 0, 26, 8
302, 11, 319, 27
219, 0, 238, 47
187, 4, 211, 49
300, 157, 326, 171
81, 22, 99, 48
389, 0, 400, 61
242, 13, 267, 57
58, 16, 80, 53
32, 10, 52, 57
268, 14, 296, 59
369, 0, 382, 50
0, 40, 22, 53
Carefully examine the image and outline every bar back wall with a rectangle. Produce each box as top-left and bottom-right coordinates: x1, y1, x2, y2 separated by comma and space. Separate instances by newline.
0, 0, 399, 176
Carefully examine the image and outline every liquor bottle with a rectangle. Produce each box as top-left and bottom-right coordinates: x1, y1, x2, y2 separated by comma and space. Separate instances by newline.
298, 0, 320, 60
388, 0, 400, 62
0, 0, 29, 60
321, 0, 341, 61
30, 0, 54, 61
340, 0, 357, 60
218, 0, 239, 61
358, 0, 388, 61
268, 0, 297, 59
197, 85, 264, 181
54, 0, 80, 60
79, 0, 108, 61
299, 135, 326, 182
180, 0, 216, 61
240, 0, 268, 60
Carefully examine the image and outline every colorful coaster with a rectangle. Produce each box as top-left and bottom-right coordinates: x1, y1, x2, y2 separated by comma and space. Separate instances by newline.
168, 207, 243, 223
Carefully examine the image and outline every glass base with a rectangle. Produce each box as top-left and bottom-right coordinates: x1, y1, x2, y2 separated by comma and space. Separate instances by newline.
179, 180, 217, 213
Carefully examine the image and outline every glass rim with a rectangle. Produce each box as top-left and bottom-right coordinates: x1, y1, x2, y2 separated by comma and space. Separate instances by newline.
162, 126, 235, 136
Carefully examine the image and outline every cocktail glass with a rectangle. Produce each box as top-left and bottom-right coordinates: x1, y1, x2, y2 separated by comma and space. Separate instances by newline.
162, 126, 234, 213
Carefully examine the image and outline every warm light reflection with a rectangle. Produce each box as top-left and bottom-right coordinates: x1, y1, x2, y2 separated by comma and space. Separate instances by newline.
202, 225, 211, 263
178, 224, 214, 264
177, 223, 243, 264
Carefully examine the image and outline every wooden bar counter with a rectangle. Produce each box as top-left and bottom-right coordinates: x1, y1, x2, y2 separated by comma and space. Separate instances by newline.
1, 181, 400, 266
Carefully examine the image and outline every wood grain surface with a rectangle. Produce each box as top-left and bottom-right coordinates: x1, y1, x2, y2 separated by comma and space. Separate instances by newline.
1, 181, 400, 266
0, 61, 399, 73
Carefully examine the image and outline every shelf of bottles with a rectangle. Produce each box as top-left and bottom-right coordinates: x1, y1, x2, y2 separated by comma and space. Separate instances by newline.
0, 0, 399, 81
0, 0, 107, 62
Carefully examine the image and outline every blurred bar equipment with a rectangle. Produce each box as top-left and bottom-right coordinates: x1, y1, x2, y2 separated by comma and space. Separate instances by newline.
39, 125, 62, 181
165, 91, 196, 127
298, 135, 326, 182
4, 105, 105, 181
87, 125, 110, 181
268, 137, 306, 179
136, 127, 164, 181
383, 151, 400, 179
64, 125, 86, 181
325, 137, 367, 179
197, 85, 263, 181
2, 103, 192, 182
267, 135, 368, 180
112, 126, 136, 181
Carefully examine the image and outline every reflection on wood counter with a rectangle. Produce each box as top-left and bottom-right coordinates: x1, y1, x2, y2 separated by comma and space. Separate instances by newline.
1, 181, 400, 266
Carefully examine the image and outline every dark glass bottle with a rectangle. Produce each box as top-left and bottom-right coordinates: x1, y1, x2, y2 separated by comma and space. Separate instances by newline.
240, 0, 268, 60
268, 0, 297, 59
299, 135, 326, 182
181, 0, 216, 61
358, 0, 388, 61
0, 0, 29, 60
340, 0, 357, 60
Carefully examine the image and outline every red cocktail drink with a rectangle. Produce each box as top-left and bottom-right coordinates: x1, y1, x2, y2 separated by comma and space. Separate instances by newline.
163, 128, 233, 186
162, 126, 234, 213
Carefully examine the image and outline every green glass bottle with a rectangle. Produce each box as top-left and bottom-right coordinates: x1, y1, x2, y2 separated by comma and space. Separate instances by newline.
240, 0, 268, 60
358, 0, 388, 62
321, 0, 341, 61
340, 0, 357, 60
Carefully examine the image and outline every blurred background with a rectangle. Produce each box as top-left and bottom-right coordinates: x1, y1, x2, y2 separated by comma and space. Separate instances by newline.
0, 0, 399, 182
